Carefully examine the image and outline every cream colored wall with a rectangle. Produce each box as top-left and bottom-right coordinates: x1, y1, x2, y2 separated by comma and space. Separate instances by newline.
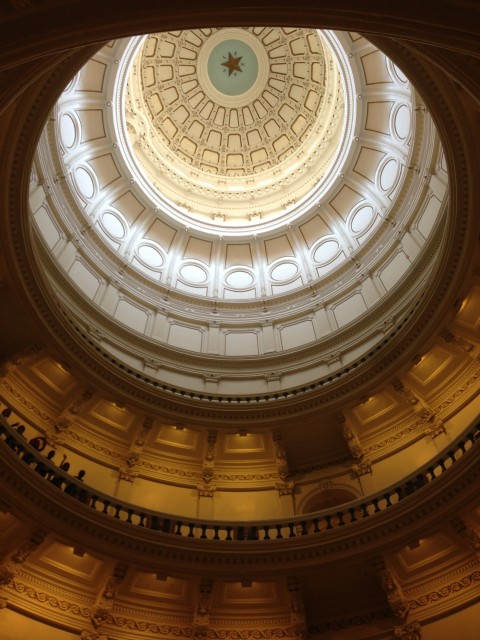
0, 608, 78, 640
118, 476, 199, 517
372, 437, 439, 488
371, 400, 480, 490
212, 489, 286, 521
119, 484, 291, 521
53, 447, 119, 494
422, 601, 480, 640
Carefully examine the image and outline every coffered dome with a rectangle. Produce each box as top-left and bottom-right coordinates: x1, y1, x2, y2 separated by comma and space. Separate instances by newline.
122, 27, 346, 229
32, 28, 447, 402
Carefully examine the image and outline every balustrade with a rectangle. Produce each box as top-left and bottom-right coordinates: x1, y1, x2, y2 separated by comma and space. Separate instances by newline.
0, 417, 478, 542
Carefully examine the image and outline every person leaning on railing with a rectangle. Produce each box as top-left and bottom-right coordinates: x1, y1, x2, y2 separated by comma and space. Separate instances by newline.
5, 423, 26, 452
65, 469, 88, 502
22, 435, 47, 464
34, 449, 56, 478
50, 461, 70, 489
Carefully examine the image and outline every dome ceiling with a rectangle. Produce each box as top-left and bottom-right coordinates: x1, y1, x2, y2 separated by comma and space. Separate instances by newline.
122, 27, 345, 228
1, 5, 480, 640
31, 29, 447, 399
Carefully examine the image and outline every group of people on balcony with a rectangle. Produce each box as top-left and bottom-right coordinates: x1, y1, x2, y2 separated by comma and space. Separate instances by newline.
2, 402, 479, 541
1, 405, 87, 498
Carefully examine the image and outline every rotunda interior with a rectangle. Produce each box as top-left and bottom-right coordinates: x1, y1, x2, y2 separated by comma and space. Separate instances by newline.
0, 4, 479, 640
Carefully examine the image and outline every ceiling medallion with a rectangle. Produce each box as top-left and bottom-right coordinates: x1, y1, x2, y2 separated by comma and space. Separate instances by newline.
206, 37, 258, 96
197, 29, 268, 107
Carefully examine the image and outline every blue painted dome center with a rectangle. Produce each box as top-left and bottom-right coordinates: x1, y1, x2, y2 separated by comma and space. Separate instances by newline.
207, 39, 258, 96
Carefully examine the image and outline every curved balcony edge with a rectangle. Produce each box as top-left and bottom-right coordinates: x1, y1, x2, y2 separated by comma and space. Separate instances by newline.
0, 419, 479, 576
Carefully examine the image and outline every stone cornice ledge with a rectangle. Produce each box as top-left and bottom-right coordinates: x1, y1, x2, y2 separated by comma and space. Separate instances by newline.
1, 440, 479, 578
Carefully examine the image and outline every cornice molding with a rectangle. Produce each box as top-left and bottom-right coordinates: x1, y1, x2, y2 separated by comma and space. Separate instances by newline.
408, 570, 480, 614
308, 608, 392, 635
7, 578, 91, 626
0, 377, 56, 428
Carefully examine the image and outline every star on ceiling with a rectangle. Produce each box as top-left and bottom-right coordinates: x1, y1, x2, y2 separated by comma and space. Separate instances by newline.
222, 52, 243, 76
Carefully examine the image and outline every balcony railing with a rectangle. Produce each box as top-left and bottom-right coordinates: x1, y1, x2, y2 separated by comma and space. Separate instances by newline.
1, 416, 478, 542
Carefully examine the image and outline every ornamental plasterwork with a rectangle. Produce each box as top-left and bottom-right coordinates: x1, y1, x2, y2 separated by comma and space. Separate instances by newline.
130, 31, 327, 173
3, 451, 480, 571
118, 466, 139, 482
213, 467, 279, 483
207, 629, 297, 639
91, 562, 127, 629
442, 330, 477, 354
407, 570, 480, 611
37, 235, 446, 395
275, 481, 295, 496
141, 461, 203, 479
432, 368, 480, 416
103, 603, 192, 626
0, 379, 55, 427
461, 527, 480, 551
3, 343, 474, 486
423, 420, 446, 438
360, 360, 480, 455
197, 483, 216, 497
8, 578, 196, 636
373, 557, 409, 621
80, 631, 109, 640
7, 580, 92, 622
67, 430, 125, 461
308, 609, 393, 633
363, 423, 423, 456
125, 28, 342, 225
95, 614, 194, 637
403, 558, 480, 599
210, 617, 292, 626
14, 567, 96, 604
0, 345, 43, 371
352, 459, 372, 477
99, 620, 298, 639
393, 621, 421, 640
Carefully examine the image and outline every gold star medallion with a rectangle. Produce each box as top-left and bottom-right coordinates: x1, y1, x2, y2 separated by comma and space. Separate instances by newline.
222, 52, 243, 76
